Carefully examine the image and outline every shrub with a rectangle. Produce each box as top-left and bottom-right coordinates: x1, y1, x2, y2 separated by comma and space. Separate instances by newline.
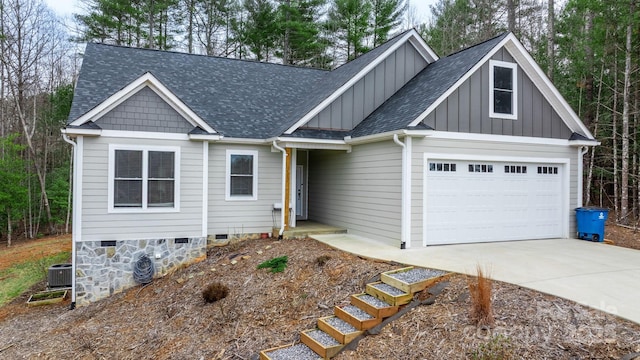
315, 255, 331, 267
202, 282, 229, 303
468, 265, 494, 327
257, 255, 288, 273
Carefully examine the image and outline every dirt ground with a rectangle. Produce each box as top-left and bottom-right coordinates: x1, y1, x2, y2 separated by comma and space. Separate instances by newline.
0, 234, 72, 271
0, 229, 639, 360
606, 221, 640, 250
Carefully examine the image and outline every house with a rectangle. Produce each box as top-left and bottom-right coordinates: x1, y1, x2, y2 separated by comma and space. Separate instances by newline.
62, 29, 597, 305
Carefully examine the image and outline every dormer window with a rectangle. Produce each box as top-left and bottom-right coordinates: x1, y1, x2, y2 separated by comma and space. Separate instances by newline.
489, 60, 518, 120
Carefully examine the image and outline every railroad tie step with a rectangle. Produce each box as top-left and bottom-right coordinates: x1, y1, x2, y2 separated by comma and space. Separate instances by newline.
334, 304, 382, 331
381, 266, 451, 294
317, 316, 363, 344
365, 281, 413, 306
300, 329, 343, 359
259, 343, 321, 360
350, 293, 399, 319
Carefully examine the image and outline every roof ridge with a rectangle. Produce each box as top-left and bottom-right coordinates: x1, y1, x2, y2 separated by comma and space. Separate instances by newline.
443, 32, 509, 58
86, 42, 329, 72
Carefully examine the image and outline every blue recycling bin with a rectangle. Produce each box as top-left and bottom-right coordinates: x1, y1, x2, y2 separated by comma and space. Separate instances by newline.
575, 207, 609, 242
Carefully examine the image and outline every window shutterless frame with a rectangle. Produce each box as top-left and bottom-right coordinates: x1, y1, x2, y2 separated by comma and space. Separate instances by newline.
489, 60, 518, 120
108, 144, 180, 213
225, 149, 258, 201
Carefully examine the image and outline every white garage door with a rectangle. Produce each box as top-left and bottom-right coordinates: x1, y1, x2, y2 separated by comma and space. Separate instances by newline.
425, 159, 564, 245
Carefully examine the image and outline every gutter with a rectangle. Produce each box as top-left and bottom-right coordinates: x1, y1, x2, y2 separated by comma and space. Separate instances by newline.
392, 134, 408, 249
272, 141, 287, 237
61, 133, 77, 310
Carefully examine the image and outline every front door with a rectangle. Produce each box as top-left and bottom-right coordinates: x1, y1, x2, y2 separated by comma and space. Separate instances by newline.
296, 165, 307, 220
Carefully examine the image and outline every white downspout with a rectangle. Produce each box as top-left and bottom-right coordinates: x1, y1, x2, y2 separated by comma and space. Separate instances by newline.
393, 134, 408, 249
272, 141, 287, 237
62, 133, 77, 309
577, 146, 589, 208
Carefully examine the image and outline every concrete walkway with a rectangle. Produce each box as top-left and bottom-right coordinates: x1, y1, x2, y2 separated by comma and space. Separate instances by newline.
311, 234, 640, 325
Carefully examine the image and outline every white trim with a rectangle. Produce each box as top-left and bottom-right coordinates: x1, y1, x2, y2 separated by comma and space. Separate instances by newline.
569, 140, 600, 147
577, 146, 589, 208
202, 141, 209, 237
290, 149, 297, 228
405, 136, 412, 248
425, 130, 574, 146
69, 72, 216, 134
271, 137, 347, 145
409, 34, 594, 140
285, 30, 435, 135
218, 137, 265, 145
107, 144, 181, 213
489, 60, 518, 120
393, 135, 408, 248
407, 35, 439, 63
75, 136, 84, 242
225, 149, 259, 201
61, 128, 102, 136
100, 130, 191, 140
189, 133, 222, 141
422, 152, 571, 246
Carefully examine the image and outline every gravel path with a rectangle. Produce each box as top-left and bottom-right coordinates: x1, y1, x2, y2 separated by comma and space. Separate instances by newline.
265, 344, 319, 360
387, 268, 447, 283
342, 305, 373, 320
307, 330, 340, 347
371, 283, 406, 296
325, 316, 358, 334
357, 294, 391, 308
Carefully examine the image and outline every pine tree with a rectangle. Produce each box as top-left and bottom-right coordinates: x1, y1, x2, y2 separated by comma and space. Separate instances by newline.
277, 0, 328, 67
370, 0, 406, 47
327, 0, 372, 62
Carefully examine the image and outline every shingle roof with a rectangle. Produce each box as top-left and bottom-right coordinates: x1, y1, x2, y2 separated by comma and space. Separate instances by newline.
351, 33, 509, 137
69, 44, 327, 138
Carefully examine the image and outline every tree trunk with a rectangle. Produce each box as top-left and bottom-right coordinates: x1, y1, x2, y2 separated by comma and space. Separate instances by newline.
583, 10, 594, 127
613, 45, 619, 221
7, 210, 11, 247
507, 0, 516, 33
585, 61, 606, 206
547, 0, 554, 81
282, 0, 291, 65
620, 0, 633, 224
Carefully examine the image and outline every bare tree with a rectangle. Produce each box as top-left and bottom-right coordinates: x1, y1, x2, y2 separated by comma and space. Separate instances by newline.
620, 0, 634, 224
546, 0, 554, 81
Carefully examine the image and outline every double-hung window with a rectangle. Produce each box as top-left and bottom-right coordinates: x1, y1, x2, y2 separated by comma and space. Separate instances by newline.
109, 145, 180, 212
226, 150, 258, 201
489, 60, 518, 120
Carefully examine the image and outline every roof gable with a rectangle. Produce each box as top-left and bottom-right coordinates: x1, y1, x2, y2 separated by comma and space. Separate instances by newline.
69, 72, 216, 133
282, 29, 438, 135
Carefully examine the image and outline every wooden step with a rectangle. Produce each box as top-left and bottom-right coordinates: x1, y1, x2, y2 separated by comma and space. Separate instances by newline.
300, 329, 343, 359
350, 293, 398, 319
259, 343, 321, 360
334, 304, 382, 331
317, 316, 362, 344
365, 281, 413, 306
381, 266, 451, 294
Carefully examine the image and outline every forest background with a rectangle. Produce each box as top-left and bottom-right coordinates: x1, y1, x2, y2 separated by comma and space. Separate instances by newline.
0, 0, 636, 245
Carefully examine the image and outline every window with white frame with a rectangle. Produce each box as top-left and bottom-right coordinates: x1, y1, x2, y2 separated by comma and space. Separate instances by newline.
489, 60, 518, 120
226, 150, 258, 200
109, 145, 179, 211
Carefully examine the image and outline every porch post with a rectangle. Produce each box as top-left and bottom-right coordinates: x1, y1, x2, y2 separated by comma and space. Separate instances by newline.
284, 148, 292, 230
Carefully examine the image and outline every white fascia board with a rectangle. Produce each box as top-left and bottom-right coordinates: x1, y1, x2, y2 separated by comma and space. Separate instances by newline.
189, 133, 221, 141
425, 130, 574, 146
216, 137, 267, 145
284, 30, 431, 135
344, 129, 432, 145
503, 38, 594, 139
569, 140, 600, 147
269, 137, 351, 151
100, 130, 190, 140
407, 34, 439, 62
69, 72, 217, 134
61, 128, 102, 136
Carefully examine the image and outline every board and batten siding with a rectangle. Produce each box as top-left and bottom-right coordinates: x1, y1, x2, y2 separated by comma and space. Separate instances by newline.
81, 136, 204, 241
304, 42, 428, 131
207, 144, 281, 236
410, 137, 578, 248
308, 141, 402, 246
95, 87, 194, 133
424, 48, 573, 140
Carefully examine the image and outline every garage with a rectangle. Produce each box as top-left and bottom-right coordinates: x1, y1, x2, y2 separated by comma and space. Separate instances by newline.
424, 157, 566, 245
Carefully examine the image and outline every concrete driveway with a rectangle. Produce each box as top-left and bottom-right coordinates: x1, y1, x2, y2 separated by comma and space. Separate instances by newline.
312, 234, 640, 325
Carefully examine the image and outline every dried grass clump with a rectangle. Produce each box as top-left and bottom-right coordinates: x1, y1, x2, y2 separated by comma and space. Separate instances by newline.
315, 255, 331, 267
202, 282, 229, 303
468, 265, 494, 327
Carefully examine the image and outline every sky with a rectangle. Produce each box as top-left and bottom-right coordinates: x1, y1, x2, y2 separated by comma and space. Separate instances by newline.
45, 0, 437, 25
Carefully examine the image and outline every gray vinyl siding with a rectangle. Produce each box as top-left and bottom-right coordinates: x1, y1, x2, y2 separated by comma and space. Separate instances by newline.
81, 136, 204, 241
95, 87, 193, 133
207, 144, 281, 235
424, 48, 573, 140
410, 137, 578, 248
308, 141, 402, 246
304, 43, 428, 131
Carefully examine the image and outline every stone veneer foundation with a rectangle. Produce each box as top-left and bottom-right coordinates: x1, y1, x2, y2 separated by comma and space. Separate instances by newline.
75, 237, 206, 305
